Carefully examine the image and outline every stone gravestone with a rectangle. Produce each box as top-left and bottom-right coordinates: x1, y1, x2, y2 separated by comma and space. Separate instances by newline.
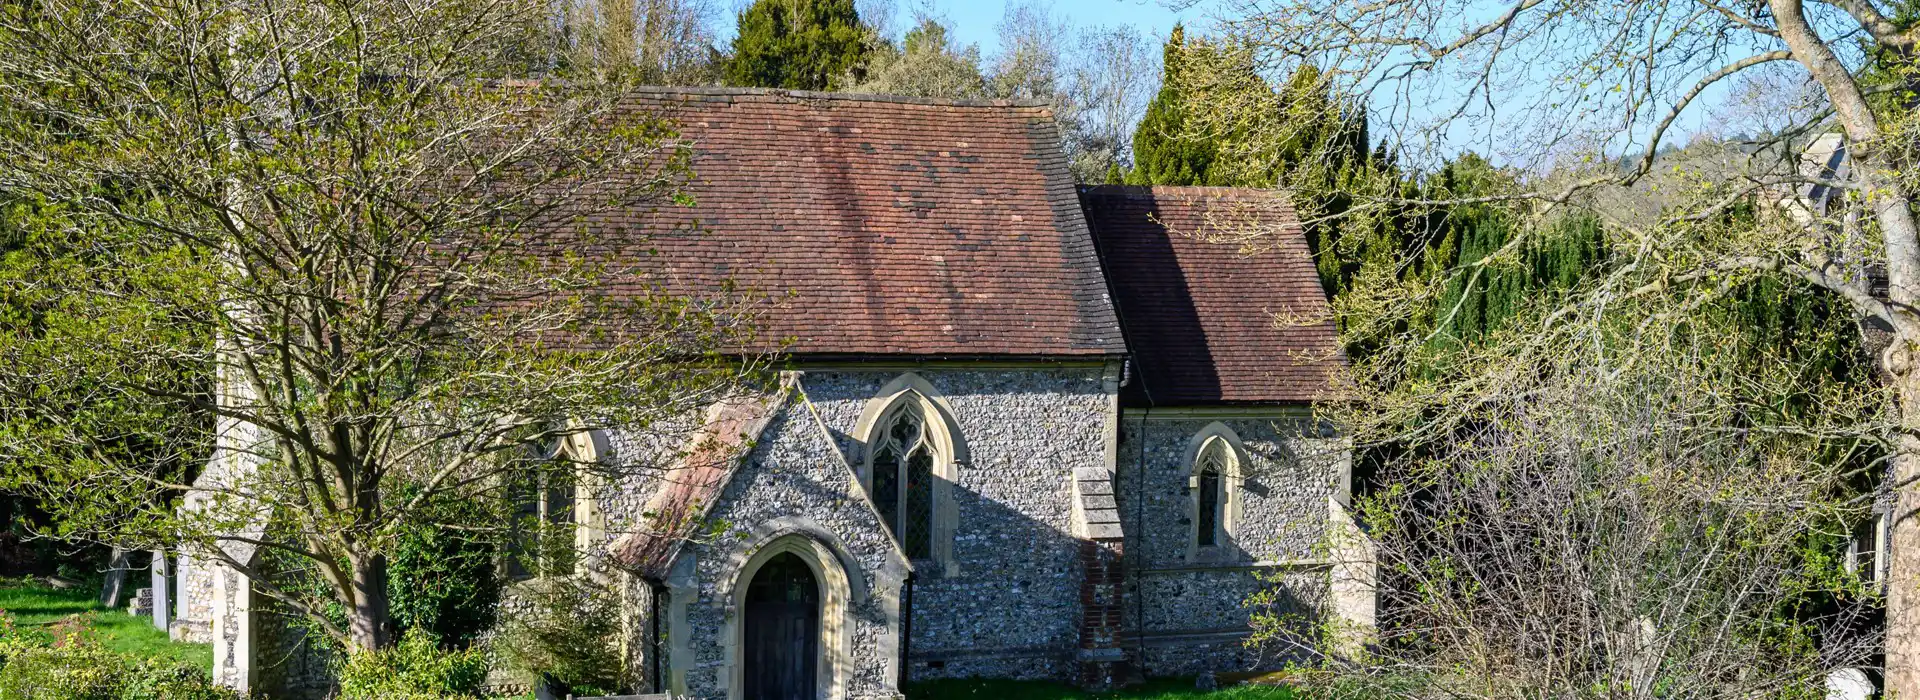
1195, 671, 1218, 691
128, 587, 154, 618
150, 551, 171, 631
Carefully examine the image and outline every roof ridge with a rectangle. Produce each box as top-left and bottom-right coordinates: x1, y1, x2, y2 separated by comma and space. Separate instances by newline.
626, 85, 1057, 110
1080, 184, 1289, 200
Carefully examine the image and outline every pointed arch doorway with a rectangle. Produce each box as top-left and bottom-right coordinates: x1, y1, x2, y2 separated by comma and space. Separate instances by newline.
743, 552, 819, 700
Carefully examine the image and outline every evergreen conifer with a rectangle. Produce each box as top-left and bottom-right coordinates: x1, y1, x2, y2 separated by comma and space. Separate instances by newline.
725, 0, 869, 90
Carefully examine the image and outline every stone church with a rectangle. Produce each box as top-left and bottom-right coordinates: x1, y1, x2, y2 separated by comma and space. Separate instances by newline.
169, 87, 1374, 699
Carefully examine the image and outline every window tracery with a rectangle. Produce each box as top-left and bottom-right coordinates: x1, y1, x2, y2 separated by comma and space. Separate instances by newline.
870, 400, 936, 560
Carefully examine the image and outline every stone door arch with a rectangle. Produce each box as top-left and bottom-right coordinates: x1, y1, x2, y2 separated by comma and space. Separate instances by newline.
726, 534, 852, 700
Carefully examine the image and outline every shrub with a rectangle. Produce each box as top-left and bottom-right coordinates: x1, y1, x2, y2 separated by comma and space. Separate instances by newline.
0, 613, 38, 670
495, 579, 625, 696
0, 635, 129, 700
336, 628, 490, 700
119, 662, 246, 700
388, 506, 500, 648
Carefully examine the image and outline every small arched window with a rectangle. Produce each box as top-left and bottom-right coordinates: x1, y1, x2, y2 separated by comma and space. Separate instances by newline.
1193, 436, 1232, 550
870, 400, 936, 560
507, 429, 603, 580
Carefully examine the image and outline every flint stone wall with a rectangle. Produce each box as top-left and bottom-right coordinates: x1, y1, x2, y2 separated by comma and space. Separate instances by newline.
595, 367, 1115, 693
172, 554, 217, 643
797, 369, 1110, 682
1116, 415, 1346, 677
673, 393, 904, 699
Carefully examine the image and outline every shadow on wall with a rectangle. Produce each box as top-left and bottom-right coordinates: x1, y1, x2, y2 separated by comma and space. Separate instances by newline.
904, 479, 1085, 682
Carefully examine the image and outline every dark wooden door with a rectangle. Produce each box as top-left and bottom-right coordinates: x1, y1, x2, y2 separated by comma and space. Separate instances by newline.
744, 553, 819, 700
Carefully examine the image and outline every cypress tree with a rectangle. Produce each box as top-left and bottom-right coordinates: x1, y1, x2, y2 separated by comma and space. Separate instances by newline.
725, 0, 869, 90
1127, 25, 1217, 186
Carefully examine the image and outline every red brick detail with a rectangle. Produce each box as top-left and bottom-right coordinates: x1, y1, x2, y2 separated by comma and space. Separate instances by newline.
1080, 185, 1347, 404
1076, 537, 1129, 689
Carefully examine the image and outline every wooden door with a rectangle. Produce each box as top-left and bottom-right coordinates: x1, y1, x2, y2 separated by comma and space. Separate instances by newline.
743, 553, 819, 700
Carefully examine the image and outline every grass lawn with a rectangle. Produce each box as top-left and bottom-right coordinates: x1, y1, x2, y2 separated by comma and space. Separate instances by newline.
0, 582, 213, 669
907, 678, 1295, 700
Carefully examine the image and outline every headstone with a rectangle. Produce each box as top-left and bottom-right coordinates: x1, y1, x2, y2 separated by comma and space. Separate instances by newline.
98, 547, 131, 608
128, 587, 154, 618
150, 551, 171, 630
1195, 671, 1218, 691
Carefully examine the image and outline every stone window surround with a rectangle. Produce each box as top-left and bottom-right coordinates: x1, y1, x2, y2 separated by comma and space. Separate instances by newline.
506, 425, 610, 581
1184, 423, 1247, 564
853, 373, 967, 577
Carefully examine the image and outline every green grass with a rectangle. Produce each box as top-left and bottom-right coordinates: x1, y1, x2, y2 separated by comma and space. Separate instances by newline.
0, 583, 212, 668
906, 678, 1296, 700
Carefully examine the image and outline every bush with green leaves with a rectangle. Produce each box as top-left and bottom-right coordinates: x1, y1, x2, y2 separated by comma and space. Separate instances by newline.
496, 579, 625, 696
119, 662, 246, 700
0, 634, 128, 700
336, 628, 490, 700
0, 615, 238, 700
387, 498, 500, 648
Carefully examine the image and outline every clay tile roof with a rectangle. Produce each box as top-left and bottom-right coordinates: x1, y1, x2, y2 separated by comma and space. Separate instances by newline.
611, 381, 791, 578
1079, 186, 1345, 405
590, 87, 1123, 358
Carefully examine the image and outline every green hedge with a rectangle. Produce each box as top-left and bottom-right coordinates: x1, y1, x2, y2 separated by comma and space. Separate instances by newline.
0, 629, 241, 700
336, 629, 489, 700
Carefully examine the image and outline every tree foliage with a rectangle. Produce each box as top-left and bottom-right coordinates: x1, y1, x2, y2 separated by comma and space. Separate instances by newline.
1126, 26, 1220, 187
0, 0, 762, 653
847, 19, 987, 99
723, 0, 870, 90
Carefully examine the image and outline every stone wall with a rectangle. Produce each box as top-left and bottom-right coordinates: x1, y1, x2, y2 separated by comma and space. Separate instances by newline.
593, 367, 1118, 695
799, 369, 1111, 683
1115, 413, 1348, 677
671, 396, 907, 699
251, 609, 339, 699
211, 565, 249, 690
171, 554, 216, 644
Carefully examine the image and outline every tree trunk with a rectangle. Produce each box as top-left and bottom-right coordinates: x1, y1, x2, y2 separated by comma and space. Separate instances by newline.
346, 552, 393, 652
1769, 1, 1920, 688
1891, 417, 1920, 696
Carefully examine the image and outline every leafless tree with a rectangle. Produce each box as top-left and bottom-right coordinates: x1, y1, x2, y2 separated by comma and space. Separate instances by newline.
1258, 330, 1881, 698
562, 0, 723, 84
1175, 0, 1920, 687
1065, 25, 1159, 176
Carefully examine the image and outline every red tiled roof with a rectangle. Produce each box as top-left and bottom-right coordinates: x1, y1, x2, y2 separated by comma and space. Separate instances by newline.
589, 88, 1123, 357
1080, 186, 1345, 405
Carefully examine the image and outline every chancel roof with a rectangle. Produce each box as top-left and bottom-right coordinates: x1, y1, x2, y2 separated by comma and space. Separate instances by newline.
1080, 186, 1345, 405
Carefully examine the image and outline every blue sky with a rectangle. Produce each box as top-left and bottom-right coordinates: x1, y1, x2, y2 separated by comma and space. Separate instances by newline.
910, 0, 1193, 54
709, 0, 1758, 167
715, 0, 1198, 56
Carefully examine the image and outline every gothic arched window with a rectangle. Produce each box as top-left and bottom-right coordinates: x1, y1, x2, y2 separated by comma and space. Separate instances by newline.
1193, 436, 1232, 550
506, 429, 603, 580
870, 400, 936, 560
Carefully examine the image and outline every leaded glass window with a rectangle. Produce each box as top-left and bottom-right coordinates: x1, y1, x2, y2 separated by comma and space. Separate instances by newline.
871, 400, 936, 560
1195, 438, 1230, 549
